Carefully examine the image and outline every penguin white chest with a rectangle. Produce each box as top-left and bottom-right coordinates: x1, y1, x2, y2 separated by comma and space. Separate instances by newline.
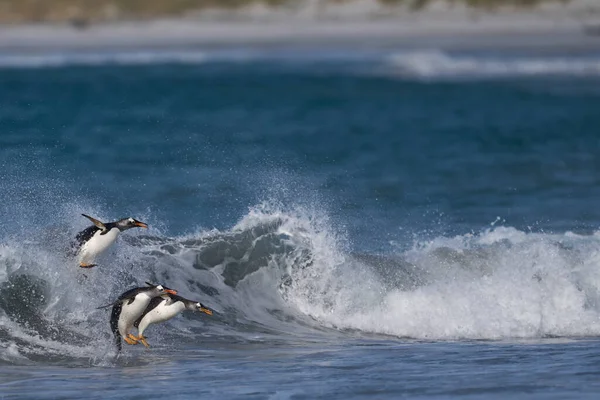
79, 228, 120, 264
149, 301, 184, 323
118, 294, 152, 337
137, 301, 185, 336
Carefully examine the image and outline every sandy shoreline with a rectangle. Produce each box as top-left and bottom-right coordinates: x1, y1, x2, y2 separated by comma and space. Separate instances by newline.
1, 1, 599, 53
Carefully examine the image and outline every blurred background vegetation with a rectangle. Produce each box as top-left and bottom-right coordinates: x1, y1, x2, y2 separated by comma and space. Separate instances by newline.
0, 0, 570, 24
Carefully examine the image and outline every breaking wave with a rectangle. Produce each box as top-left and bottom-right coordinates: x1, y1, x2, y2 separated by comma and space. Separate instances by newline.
3, 199, 600, 366
386, 50, 600, 79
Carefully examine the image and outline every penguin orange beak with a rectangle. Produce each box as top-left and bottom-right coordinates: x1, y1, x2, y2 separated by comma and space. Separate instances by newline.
200, 307, 213, 316
135, 221, 148, 228
165, 289, 177, 295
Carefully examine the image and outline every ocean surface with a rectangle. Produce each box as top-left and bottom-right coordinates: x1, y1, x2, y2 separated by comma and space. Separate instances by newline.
2, 42, 600, 399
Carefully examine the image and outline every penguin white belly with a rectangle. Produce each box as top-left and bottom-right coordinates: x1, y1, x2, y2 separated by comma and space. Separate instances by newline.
79, 228, 120, 265
138, 301, 185, 336
118, 295, 152, 338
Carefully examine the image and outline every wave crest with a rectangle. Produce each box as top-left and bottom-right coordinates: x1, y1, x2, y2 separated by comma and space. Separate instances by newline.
386, 50, 600, 79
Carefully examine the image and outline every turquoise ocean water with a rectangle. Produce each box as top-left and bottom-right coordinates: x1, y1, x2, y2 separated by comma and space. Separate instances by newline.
2, 45, 600, 399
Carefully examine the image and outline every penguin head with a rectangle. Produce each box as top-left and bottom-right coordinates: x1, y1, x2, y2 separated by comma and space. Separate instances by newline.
116, 217, 148, 231
173, 295, 213, 315
189, 301, 213, 316
145, 282, 177, 297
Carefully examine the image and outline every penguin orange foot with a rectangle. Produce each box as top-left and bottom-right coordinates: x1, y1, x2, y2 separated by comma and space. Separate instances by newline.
137, 335, 150, 348
123, 336, 137, 345
127, 333, 139, 342
79, 263, 96, 268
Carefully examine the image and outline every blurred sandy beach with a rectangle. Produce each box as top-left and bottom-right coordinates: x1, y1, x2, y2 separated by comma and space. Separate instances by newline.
0, 0, 599, 52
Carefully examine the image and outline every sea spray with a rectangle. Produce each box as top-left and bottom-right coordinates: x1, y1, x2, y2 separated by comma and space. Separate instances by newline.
3, 199, 600, 365
295, 226, 600, 339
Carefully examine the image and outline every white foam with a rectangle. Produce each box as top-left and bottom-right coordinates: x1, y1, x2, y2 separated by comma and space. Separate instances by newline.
193, 202, 600, 341
5, 197, 600, 362
0, 50, 208, 69
0, 243, 20, 282
285, 225, 600, 339
387, 50, 600, 79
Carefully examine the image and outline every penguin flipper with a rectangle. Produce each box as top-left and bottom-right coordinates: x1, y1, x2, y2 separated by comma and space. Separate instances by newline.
81, 214, 107, 232
134, 297, 165, 329
111, 302, 122, 352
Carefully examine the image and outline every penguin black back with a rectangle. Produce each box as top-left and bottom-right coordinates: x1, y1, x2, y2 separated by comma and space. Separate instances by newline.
74, 226, 102, 248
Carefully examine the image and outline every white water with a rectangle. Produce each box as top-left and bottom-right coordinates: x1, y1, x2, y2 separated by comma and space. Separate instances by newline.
3, 202, 600, 365
285, 221, 600, 339
387, 50, 600, 79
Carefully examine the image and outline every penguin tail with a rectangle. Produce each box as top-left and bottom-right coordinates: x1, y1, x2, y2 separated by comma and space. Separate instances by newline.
97, 301, 117, 310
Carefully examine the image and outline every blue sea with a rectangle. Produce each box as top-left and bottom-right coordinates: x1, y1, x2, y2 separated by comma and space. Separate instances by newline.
2, 43, 600, 399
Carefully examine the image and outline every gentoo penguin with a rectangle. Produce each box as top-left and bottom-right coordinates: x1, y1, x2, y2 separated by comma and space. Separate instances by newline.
133, 293, 213, 347
74, 214, 148, 268
98, 282, 177, 352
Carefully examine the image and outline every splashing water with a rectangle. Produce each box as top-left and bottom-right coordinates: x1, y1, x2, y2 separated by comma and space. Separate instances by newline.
3, 197, 600, 366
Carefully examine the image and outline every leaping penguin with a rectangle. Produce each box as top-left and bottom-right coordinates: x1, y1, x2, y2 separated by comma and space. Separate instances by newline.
133, 293, 213, 347
74, 214, 148, 268
98, 282, 177, 352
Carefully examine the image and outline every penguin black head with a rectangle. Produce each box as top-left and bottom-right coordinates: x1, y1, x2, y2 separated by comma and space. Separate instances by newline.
192, 302, 213, 316
116, 217, 148, 231
179, 296, 213, 315
145, 282, 177, 296
158, 290, 214, 315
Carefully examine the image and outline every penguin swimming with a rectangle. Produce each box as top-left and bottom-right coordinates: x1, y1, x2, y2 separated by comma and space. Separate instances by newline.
133, 293, 213, 347
99, 282, 177, 352
74, 214, 148, 268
